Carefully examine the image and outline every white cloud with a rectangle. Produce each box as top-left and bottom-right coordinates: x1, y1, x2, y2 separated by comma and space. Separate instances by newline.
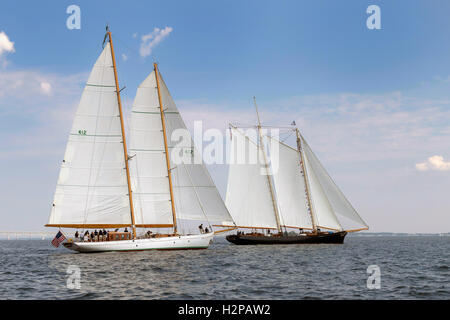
416, 155, 450, 171
139, 27, 173, 58
40, 81, 52, 95
121, 53, 128, 61
415, 162, 429, 171
0, 31, 14, 56
0, 31, 15, 67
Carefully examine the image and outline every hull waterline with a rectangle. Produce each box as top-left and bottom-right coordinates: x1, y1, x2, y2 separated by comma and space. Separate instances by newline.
226, 231, 347, 245
63, 232, 214, 253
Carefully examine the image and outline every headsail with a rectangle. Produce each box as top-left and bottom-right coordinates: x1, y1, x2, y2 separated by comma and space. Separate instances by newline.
47, 42, 131, 227
301, 144, 342, 231
301, 136, 368, 231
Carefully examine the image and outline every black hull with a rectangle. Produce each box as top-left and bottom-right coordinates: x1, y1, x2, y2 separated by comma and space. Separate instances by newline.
226, 231, 347, 245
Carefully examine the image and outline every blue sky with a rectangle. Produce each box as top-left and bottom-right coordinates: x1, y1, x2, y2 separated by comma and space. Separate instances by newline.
1, 0, 450, 232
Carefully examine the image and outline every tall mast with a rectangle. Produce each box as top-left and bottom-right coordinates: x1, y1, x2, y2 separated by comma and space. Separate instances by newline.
253, 97, 282, 233
107, 28, 137, 239
154, 63, 178, 235
295, 128, 317, 233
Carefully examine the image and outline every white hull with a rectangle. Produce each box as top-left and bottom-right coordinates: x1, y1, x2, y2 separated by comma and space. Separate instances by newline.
63, 232, 214, 253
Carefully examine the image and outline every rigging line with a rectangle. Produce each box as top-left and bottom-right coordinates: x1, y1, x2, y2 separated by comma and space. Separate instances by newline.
182, 162, 212, 230
280, 130, 294, 144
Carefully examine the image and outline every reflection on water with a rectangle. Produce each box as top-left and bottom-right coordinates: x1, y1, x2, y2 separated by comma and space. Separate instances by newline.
0, 236, 448, 299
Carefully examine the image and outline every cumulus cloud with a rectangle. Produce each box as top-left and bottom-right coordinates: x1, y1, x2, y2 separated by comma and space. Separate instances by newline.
0, 31, 15, 66
416, 155, 450, 171
0, 31, 14, 56
139, 27, 173, 58
121, 53, 128, 61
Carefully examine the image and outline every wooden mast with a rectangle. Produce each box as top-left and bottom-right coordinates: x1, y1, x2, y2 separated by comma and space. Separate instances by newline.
107, 29, 137, 239
295, 128, 317, 233
253, 97, 283, 234
154, 63, 178, 235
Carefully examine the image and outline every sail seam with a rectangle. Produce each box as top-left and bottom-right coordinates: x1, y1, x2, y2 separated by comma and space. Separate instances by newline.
132, 111, 179, 114
69, 133, 122, 137
86, 83, 116, 87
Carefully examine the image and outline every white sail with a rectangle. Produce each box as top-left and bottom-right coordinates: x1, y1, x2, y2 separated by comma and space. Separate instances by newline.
301, 136, 368, 230
225, 128, 278, 229
128, 72, 173, 227
48, 43, 131, 226
129, 70, 234, 227
302, 147, 342, 231
268, 138, 313, 230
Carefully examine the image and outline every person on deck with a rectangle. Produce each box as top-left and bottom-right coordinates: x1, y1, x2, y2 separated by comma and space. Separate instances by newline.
198, 224, 204, 234
90, 231, 95, 242
98, 230, 103, 241
124, 227, 129, 233
75, 231, 79, 240
205, 227, 209, 233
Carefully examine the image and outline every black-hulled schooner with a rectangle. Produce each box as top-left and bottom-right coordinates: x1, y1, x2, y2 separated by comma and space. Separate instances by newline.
223, 98, 368, 245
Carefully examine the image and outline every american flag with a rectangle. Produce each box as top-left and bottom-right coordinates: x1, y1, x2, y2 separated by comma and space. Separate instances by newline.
51, 231, 66, 247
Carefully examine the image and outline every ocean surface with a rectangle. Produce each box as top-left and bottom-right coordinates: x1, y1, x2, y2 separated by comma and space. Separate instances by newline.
0, 236, 448, 300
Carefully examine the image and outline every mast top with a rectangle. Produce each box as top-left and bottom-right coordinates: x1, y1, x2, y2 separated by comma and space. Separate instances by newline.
253, 96, 262, 128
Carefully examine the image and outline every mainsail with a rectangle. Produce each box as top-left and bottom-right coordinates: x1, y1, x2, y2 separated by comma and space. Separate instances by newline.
129, 66, 235, 231
47, 42, 131, 227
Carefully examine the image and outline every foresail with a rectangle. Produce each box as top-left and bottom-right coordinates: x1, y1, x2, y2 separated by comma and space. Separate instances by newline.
156, 71, 234, 226
303, 150, 342, 231
267, 137, 313, 230
302, 136, 368, 231
48, 43, 131, 226
129, 72, 173, 226
225, 128, 278, 229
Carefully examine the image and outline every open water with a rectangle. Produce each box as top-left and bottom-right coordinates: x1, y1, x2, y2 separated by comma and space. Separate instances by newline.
0, 236, 448, 299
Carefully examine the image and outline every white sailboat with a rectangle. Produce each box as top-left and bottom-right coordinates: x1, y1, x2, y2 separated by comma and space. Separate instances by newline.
46, 29, 234, 252
224, 98, 368, 245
